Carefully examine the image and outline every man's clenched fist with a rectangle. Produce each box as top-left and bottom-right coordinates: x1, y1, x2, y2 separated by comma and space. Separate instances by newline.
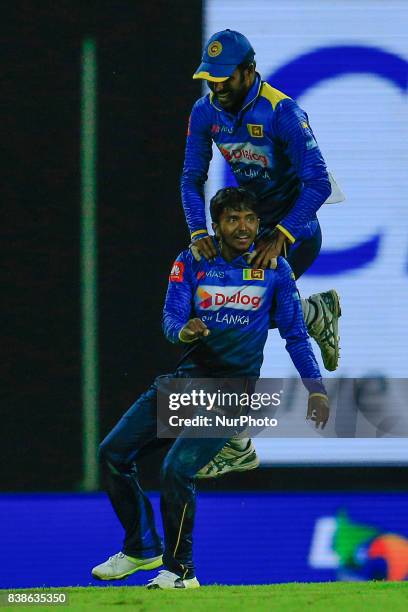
306, 393, 330, 429
179, 318, 210, 343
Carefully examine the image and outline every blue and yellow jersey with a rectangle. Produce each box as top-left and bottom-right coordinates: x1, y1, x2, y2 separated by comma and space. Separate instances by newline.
181, 74, 331, 244
162, 245, 325, 392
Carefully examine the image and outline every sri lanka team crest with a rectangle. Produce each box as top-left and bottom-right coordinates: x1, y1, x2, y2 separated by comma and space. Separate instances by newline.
247, 124, 264, 138
243, 269, 264, 281
208, 40, 222, 57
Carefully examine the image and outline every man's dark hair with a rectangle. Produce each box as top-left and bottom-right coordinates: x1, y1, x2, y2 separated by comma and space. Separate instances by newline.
210, 187, 258, 223
237, 52, 256, 73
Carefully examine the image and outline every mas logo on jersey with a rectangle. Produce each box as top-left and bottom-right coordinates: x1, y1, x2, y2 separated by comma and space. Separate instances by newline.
243, 269, 264, 281
196, 285, 265, 310
247, 124, 264, 138
169, 261, 184, 282
211, 124, 234, 135
197, 270, 225, 280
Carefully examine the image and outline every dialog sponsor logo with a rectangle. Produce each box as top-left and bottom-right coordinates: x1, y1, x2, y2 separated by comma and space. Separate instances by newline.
196, 285, 265, 310
219, 143, 269, 168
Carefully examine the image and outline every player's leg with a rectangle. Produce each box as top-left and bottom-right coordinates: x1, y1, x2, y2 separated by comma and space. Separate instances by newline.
286, 219, 341, 372
285, 217, 322, 279
92, 380, 167, 580
146, 435, 229, 589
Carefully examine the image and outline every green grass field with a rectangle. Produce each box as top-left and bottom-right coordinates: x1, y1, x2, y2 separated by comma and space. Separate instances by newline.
3, 582, 408, 612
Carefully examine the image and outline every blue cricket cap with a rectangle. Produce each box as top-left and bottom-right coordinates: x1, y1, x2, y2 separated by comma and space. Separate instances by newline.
193, 29, 255, 82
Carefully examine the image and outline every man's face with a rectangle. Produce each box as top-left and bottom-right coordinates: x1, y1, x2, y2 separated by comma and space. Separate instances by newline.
214, 206, 259, 256
208, 67, 251, 111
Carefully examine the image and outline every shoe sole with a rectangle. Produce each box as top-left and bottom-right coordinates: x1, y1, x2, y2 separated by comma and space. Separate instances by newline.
196, 454, 260, 479
329, 288, 342, 319
92, 556, 163, 581
325, 289, 341, 371
310, 289, 341, 371
147, 580, 201, 590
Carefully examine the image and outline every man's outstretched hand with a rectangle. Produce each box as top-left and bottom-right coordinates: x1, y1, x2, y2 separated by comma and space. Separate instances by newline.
247, 229, 287, 269
190, 236, 217, 261
179, 318, 210, 342
306, 393, 330, 430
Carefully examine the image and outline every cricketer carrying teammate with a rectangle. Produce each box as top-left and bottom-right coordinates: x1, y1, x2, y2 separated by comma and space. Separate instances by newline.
181, 29, 341, 371
91, 187, 329, 589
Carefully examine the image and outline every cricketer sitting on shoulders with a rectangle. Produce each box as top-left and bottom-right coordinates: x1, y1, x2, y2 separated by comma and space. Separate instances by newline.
91, 187, 329, 589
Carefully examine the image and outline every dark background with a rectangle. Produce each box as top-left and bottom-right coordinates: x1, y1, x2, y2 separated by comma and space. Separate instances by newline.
2, 0, 200, 490
2, 1, 406, 492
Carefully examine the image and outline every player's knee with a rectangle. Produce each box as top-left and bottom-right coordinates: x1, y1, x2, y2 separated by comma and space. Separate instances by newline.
160, 456, 175, 484
98, 439, 124, 473
161, 452, 195, 485
98, 440, 112, 467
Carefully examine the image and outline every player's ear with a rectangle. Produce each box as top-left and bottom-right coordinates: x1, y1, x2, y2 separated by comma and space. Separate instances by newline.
212, 222, 220, 238
246, 62, 256, 77
256, 218, 260, 234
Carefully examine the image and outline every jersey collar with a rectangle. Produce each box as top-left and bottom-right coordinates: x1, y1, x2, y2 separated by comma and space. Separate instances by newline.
212, 240, 256, 268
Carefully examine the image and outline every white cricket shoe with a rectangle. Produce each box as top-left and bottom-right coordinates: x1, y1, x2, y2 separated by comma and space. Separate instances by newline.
307, 289, 341, 372
195, 437, 260, 479
146, 570, 200, 589
91, 552, 162, 580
